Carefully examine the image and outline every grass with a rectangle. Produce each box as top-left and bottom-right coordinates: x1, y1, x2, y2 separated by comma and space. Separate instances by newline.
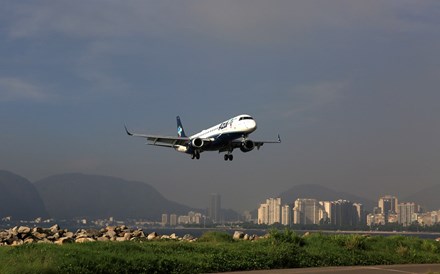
1, 230, 440, 274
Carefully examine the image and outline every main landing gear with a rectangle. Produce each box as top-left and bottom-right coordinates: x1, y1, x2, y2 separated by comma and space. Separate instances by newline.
224, 154, 233, 161
191, 151, 200, 160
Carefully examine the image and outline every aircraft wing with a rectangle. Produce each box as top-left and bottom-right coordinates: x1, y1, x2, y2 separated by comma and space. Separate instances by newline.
253, 134, 282, 148
223, 134, 281, 151
125, 126, 190, 147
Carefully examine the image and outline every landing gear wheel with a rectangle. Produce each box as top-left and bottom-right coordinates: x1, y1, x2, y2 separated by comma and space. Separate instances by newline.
224, 154, 233, 161
195, 152, 200, 160
191, 154, 196, 159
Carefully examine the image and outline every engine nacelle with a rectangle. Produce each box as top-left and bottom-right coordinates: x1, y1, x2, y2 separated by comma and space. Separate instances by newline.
240, 139, 255, 152
191, 138, 204, 148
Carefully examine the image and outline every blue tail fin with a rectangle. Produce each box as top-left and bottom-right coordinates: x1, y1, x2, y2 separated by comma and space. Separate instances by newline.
176, 116, 187, 137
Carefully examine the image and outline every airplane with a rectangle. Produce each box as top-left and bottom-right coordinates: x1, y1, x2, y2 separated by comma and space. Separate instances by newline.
124, 114, 281, 161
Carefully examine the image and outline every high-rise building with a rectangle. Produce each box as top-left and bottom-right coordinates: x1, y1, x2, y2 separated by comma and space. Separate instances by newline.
320, 201, 334, 224
281, 204, 291, 226
208, 193, 221, 223
353, 203, 365, 226
170, 214, 177, 226
293, 199, 323, 225
258, 203, 269, 225
398, 202, 419, 226
378, 195, 398, 222
332, 200, 358, 226
257, 198, 282, 225
161, 214, 168, 226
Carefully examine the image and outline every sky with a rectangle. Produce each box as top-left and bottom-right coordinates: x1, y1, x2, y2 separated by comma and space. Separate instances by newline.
1, 0, 440, 212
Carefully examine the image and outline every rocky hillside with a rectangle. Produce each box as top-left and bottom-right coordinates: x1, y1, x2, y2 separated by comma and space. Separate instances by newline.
279, 184, 375, 211
35, 173, 192, 220
0, 170, 49, 220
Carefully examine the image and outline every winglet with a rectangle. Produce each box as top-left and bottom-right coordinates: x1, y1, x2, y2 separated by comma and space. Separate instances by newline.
124, 125, 133, 136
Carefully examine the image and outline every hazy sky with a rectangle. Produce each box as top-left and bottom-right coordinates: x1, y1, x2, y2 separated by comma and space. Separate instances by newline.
1, 1, 440, 212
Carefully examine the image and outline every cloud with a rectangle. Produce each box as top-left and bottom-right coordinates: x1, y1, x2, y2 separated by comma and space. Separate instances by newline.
4, 1, 439, 44
0, 77, 50, 102
268, 80, 349, 120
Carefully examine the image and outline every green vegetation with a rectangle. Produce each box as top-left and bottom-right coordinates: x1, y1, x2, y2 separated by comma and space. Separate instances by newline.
1, 230, 440, 274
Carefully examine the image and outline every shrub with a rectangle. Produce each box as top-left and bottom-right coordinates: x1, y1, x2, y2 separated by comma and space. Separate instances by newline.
198, 231, 233, 243
268, 229, 305, 246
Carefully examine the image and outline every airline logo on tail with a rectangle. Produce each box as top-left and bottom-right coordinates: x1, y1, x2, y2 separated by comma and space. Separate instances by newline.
176, 116, 186, 137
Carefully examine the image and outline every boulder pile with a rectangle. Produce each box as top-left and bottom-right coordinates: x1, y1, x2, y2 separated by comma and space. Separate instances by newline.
0, 225, 198, 246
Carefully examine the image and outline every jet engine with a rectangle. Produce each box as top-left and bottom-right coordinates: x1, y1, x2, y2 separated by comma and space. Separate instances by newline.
191, 138, 204, 148
240, 139, 255, 152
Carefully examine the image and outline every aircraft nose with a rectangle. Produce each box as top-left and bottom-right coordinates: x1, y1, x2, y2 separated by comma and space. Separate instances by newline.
246, 120, 257, 131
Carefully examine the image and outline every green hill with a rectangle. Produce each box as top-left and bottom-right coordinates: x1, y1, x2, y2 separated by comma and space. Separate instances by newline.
35, 173, 192, 220
0, 170, 49, 220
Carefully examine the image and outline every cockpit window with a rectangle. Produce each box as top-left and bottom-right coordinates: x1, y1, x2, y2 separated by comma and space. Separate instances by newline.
239, 117, 253, 121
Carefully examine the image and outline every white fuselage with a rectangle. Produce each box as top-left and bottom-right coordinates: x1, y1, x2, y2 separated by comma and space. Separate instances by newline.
190, 114, 257, 141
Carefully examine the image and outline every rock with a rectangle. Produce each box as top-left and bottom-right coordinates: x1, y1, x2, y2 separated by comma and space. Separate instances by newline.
85, 229, 100, 238
436, 238, 440, 242
233, 231, 244, 240
97, 236, 110, 242
11, 239, 24, 246
147, 232, 158, 240
116, 237, 126, 242
182, 234, 194, 241
132, 230, 144, 238
55, 237, 74, 245
17, 226, 31, 234
106, 230, 117, 238
243, 234, 250, 240
32, 227, 45, 233
32, 232, 47, 240
37, 238, 52, 244
170, 233, 178, 240
161, 235, 170, 240
124, 232, 131, 241
24, 238, 35, 244
50, 224, 60, 233
0, 231, 10, 239
75, 238, 96, 243
64, 231, 74, 239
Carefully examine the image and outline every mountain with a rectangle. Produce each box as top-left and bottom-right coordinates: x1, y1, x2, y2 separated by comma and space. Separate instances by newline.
403, 184, 440, 211
279, 184, 375, 211
0, 170, 49, 220
34, 173, 192, 220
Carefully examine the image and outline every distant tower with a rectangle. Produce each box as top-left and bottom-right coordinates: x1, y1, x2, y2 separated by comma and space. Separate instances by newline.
398, 202, 419, 226
378, 195, 398, 222
169, 214, 177, 226
257, 198, 282, 225
209, 193, 221, 223
161, 214, 168, 226
293, 198, 322, 225
281, 204, 291, 226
